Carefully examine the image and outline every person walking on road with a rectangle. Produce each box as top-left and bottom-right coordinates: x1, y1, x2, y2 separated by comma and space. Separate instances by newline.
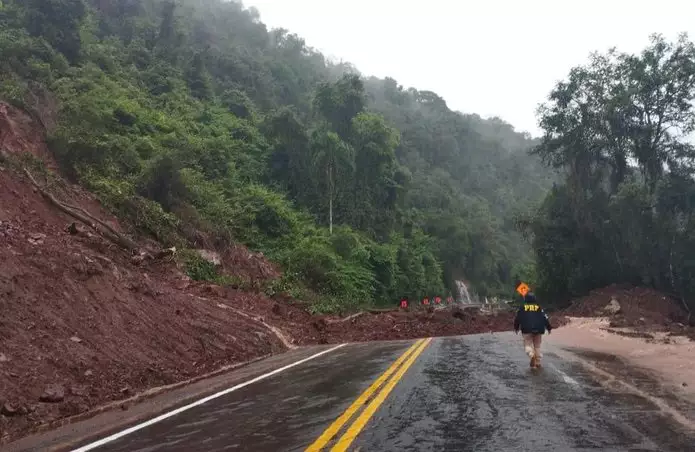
514, 292, 552, 369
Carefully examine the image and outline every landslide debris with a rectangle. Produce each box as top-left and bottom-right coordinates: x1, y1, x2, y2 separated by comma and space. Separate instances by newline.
0, 102, 515, 442
561, 284, 694, 341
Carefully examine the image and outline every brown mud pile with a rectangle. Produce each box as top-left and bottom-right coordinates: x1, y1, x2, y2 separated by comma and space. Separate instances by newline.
561, 284, 694, 339
0, 163, 294, 441
0, 103, 514, 442
314, 308, 516, 343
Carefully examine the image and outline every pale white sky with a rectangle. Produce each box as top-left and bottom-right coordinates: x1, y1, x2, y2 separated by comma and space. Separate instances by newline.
241, 0, 694, 137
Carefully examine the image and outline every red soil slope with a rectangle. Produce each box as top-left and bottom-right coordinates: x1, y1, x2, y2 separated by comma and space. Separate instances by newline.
0, 102, 515, 442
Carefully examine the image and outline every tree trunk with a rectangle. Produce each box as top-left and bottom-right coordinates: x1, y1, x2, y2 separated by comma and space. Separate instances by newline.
24, 168, 140, 252
328, 164, 333, 235
669, 232, 692, 323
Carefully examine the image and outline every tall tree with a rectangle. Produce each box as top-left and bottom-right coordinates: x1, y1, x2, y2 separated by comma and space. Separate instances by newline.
24, 0, 86, 63
186, 52, 213, 100
529, 33, 695, 314
349, 111, 401, 236
310, 128, 354, 234
0, 0, 557, 306
313, 73, 365, 141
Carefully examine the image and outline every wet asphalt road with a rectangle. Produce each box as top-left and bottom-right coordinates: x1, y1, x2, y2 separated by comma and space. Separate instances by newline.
69, 333, 695, 452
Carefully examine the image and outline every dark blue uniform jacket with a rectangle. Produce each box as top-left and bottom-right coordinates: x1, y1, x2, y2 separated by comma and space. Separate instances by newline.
514, 302, 552, 334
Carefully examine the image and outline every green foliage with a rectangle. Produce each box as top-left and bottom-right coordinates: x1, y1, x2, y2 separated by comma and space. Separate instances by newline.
363, 77, 557, 297
307, 297, 350, 315
185, 52, 212, 100
0, 0, 556, 311
84, 172, 181, 246
263, 272, 306, 300
23, 0, 87, 64
528, 33, 695, 312
179, 248, 249, 288
179, 248, 217, 281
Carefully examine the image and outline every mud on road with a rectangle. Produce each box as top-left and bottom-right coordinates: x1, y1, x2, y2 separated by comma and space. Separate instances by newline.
11, 334, 695, 452
0, 100, 518, 443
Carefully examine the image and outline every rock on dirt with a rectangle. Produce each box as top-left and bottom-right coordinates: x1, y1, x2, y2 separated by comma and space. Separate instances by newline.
561, 284, 695, 341
69, 386, 88, 397
195, 249, 222, 266
1, 403, 20, 417
563, 284, 688, 327
39, 385, 65, 404
27, 233, 46, 245
600, 297, 621, 316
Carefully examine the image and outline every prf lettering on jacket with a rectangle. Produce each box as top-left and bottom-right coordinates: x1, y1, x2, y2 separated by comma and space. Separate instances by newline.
523, 304, 540, 312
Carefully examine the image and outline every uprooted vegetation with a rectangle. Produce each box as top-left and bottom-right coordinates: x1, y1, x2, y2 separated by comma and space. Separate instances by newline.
0, 107, 299, 439
0, 0, 547, 442
1, 141, 520, 442
0, 104, 521, 442
0, 0, 552, 313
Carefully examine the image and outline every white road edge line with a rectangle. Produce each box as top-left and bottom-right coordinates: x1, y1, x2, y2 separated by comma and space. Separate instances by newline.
71, 343, 348, 452
548, 363, 579, 386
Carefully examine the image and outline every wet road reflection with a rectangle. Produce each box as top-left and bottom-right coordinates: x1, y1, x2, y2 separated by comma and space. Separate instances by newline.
74, 334, 695, 452
353, 335, 695, 451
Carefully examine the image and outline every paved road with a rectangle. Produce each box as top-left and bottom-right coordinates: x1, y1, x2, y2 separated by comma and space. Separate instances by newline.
24, 334, 695, 451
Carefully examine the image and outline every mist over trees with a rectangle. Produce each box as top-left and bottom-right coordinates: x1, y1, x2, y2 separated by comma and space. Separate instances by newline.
523, 33, 695, 316
0, 0, 555, 311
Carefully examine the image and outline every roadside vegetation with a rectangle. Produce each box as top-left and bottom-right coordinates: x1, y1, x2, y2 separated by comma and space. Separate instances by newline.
522, 33, 695, 318
0, 0, 553, 312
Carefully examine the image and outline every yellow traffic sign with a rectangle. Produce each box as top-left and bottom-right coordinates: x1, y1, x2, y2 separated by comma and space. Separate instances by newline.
516, 282, 529, 297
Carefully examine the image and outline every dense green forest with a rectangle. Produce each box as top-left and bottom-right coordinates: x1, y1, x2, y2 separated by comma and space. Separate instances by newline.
0, 0, 554, 312
523, 33, 695, 316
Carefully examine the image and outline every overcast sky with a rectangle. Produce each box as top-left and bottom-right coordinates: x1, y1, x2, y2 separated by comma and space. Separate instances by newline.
241, 0, 694, 137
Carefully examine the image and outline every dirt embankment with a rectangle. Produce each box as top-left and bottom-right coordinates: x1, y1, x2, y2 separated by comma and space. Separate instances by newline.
560, 284, 694, 340
0, 104, 307, 441
313, 307, 515, 343
0, 102, 515, 442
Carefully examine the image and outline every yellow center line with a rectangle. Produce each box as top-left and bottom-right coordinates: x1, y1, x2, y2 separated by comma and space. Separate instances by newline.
330, 337, 432, 452
305, 339, 426, 452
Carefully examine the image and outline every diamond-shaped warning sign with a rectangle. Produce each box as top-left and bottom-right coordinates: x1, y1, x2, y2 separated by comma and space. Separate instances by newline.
516, 282, 530, 297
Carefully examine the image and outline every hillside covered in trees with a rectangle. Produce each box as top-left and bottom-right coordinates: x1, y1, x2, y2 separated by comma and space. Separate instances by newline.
0, 0, 554, 311
523, 33, 695, 317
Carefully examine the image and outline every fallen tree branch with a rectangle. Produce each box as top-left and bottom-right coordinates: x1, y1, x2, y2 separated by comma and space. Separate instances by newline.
24, 167, 140, 252
208, 297, 295, 349
366, 307, 398, 314
153, 247, 177, 259
59, 198, 133, 247
327, 311, 366, 324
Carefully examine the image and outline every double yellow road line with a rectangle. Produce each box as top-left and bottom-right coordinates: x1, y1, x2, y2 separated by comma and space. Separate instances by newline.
306, 337, 432, 452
